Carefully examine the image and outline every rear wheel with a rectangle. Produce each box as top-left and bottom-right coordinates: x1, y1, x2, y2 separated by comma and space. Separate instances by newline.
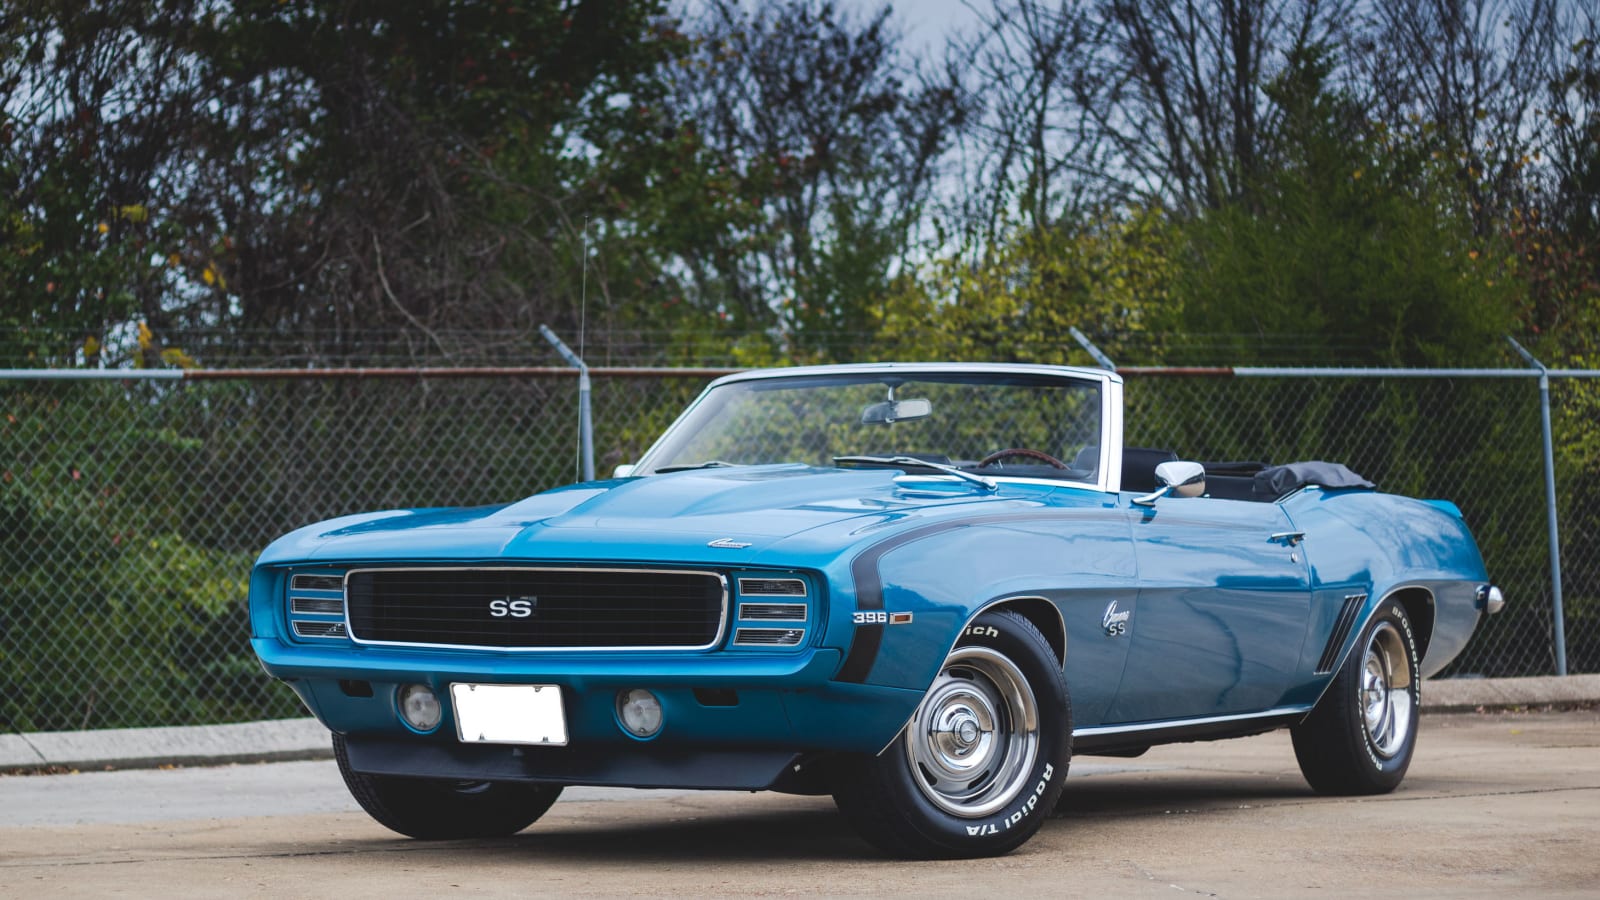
832, 609, 1071, 858
333, 733, 562, 838
1292, 598, 1420, 794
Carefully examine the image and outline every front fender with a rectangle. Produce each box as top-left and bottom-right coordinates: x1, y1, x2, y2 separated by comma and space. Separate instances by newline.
838, 514, 1137, 727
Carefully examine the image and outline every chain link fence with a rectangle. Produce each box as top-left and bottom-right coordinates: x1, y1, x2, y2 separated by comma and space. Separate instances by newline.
2, 367, 1594, 732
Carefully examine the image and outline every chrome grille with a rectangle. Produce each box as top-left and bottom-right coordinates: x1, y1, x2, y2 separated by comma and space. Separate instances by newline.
344, 567, 726, 650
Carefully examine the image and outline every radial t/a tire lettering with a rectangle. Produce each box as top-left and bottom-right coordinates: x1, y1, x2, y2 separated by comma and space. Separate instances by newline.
832, 609, 1072, 859
1291, 598, 1421, 795
333, 733, 563, 839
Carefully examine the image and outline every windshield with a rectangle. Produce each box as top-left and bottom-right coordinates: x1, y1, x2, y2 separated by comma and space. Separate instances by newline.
636, 371, 1103, 483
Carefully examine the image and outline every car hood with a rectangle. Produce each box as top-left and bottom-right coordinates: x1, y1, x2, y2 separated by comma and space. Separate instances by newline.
257, 464, 1068, 567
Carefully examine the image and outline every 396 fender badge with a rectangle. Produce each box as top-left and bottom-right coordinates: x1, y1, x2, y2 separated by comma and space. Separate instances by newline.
708, 537, 753, 549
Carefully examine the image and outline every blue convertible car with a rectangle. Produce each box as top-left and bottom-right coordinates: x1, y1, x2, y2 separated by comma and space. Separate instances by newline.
249, 363, 1503, 858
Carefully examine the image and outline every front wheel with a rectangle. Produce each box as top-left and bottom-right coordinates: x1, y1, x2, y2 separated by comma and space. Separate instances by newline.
832, 609, 1072, 858
334, 733, 563, 839
1291, 598, 1420, 794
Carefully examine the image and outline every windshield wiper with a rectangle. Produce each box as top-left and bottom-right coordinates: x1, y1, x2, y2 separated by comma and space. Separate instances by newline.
654, 460, 740, 473
833, 455, 997, 492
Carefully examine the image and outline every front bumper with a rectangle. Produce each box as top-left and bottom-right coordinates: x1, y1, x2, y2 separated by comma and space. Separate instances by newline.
254, 638, 922, 788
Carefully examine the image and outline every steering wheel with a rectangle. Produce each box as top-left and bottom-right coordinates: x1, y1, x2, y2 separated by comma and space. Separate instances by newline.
977, 448, 1071, 469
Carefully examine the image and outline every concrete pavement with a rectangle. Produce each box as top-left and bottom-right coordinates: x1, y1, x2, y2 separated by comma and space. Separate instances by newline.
3, 674, 1596, 773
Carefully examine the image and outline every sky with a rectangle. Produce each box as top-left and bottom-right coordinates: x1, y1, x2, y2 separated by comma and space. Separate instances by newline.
679, 0, 987, 55
867, 0, 986, 52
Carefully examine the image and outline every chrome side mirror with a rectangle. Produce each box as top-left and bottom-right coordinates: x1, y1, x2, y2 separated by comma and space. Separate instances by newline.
612, 463, 637, 478
1132, 460, 1206, 506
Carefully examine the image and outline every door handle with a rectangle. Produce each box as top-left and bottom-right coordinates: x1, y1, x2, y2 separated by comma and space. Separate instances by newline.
1270, 531, 1306, 546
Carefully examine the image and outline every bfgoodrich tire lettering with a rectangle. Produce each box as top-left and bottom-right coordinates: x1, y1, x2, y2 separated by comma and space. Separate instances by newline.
832, 609, 1072, 858
333, 733, 562, 839
1292, 597, 1421, 795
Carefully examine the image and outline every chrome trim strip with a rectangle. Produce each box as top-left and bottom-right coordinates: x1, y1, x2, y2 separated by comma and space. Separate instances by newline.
737, 602, 808, 622
736, 577, 807, 597
292, 620, 349, 639
1072, 705, 1312, 739
1102, 376, 1123, 493
631, 363, 1124, 482
732, 627, 805, 647
290, 597, 345, 616
894, 474, 1104, 492
342, 566, 730, 653
291, 574, 345, 592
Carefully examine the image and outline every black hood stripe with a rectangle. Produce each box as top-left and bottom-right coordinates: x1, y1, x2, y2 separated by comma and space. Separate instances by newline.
833, 506, 1120, 684
836, 522, 975, 683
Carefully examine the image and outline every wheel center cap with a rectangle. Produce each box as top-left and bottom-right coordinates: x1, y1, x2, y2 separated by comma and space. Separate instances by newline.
954, 715, 981, 746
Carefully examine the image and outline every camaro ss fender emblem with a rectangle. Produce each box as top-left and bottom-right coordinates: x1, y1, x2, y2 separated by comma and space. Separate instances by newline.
707, 538, 753, 549
1103, 600, 1131, 637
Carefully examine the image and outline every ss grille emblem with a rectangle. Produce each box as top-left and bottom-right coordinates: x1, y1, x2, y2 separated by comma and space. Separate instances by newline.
489, 596, 537, 618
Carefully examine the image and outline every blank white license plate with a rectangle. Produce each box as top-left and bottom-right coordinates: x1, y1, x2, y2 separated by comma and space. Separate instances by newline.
449, 683, 568, 746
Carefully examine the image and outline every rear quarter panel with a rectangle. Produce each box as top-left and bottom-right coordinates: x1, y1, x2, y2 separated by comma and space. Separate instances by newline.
1281, 488, 1489, 682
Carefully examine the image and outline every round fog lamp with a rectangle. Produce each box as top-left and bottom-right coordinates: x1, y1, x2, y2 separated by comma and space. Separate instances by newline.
617, 688, 663, 738
398, 683, 442, 732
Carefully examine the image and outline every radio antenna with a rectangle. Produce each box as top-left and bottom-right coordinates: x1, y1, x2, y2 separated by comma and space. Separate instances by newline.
537, 215, 596, 484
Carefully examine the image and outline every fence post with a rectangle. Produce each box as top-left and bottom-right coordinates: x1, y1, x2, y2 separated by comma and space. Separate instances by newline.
539, 325, 596, 483
1507, 337, 1568, 676
1069, 326, 1117, 370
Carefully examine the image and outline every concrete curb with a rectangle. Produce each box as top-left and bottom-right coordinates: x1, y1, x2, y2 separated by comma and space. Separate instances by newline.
3, 675, 1596, 773
1, 717, 332, 772
1421, 673, 1600, 712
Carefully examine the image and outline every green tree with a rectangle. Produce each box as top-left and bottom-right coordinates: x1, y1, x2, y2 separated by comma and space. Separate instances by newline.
876, 205, 1177, 365
1, 1, 687, 367
651, 0, 968, 363
1169, 46, 1519, 367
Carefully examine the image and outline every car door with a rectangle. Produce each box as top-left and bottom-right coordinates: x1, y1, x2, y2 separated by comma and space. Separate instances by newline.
1104, 495, 1312, 723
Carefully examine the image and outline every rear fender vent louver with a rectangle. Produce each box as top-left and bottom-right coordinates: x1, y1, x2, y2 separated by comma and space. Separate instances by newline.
1316, 593, 1368, 674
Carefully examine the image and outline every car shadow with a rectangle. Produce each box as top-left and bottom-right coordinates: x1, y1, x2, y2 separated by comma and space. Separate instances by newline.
1057, 771, 1317, 819
352, 800, 874, 863
335, 772, 1325, 864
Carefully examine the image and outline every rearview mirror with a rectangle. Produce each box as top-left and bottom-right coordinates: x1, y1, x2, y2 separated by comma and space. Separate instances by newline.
860, 398, 933, 425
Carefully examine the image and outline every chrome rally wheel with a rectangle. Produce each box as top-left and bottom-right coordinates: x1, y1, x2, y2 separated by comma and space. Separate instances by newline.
832, 609, 1071, 859
1292, 597, 1421, 795
906, 645, 1040, 818
1360, 621, 1414, 760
